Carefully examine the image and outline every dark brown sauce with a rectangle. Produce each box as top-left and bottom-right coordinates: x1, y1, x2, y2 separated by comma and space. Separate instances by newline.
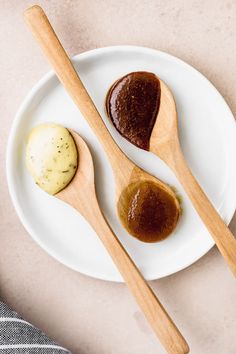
118, 181, 180, 243
106, 71, 161, 150
106, 71, 180, 242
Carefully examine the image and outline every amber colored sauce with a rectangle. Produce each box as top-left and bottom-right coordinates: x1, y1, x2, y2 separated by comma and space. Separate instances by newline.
118, 181, 180, 243
106, 71, 161, 150
106, 71, 180, 242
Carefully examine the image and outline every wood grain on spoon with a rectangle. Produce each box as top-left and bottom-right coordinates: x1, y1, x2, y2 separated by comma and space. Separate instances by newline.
24, 6, 189, 353
150, 80, 236, 276
56, 131, 189, 354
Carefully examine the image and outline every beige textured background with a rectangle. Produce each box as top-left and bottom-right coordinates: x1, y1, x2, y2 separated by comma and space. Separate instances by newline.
0, 1, 236, 353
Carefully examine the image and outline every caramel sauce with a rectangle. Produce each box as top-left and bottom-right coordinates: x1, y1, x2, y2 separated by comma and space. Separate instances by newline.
118, 181, 180, 242
106, 71, 161, 150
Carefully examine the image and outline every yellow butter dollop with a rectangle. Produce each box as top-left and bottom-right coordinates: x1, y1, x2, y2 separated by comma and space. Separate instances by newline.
26, 123, 78, 195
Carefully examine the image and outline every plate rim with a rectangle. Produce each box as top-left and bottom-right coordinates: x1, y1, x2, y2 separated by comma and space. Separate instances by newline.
6, 45, 236, 282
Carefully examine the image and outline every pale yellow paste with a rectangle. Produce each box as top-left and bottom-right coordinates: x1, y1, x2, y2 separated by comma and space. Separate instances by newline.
26, 123, 78, 195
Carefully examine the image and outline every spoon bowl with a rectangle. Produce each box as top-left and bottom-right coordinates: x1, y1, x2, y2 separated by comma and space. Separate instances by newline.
150, 80, 178, 158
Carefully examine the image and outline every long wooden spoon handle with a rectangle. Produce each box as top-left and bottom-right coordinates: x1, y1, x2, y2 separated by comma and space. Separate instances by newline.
24, 5, 123, 169
89, 207, 189, 354
171, 145, 236, 276
24, 5, 189, 353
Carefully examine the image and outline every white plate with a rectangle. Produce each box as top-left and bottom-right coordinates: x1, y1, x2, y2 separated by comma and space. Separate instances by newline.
7, 46, 236, 282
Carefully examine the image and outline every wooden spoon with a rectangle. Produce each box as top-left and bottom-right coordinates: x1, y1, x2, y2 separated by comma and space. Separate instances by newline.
56, 130, 188, 354
148, 80, 236, 276
24, 6, 181, 242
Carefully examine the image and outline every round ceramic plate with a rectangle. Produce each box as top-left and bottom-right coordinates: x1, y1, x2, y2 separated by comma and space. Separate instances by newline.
7, 46, 236, 282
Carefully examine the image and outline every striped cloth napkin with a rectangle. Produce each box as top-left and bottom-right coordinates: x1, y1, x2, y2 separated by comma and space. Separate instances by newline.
0, 301, 71, 353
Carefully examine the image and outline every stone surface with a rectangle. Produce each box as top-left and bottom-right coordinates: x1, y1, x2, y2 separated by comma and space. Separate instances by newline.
0, 1, 235, 353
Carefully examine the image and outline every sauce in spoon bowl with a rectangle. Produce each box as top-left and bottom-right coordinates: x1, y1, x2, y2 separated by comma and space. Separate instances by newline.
106, 72, 180, 242
26, 123, 78, 195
